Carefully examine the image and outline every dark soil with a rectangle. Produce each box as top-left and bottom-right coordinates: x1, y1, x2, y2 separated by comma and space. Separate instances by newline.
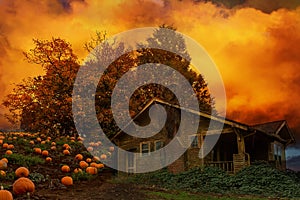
0, 134, 150, 200
29, 180, 149, 200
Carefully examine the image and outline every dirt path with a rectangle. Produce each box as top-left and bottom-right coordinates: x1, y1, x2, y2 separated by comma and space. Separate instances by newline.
14, 179, 149, 200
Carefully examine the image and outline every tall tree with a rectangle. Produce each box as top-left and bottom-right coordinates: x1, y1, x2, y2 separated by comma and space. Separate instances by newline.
132, 25, 213, 114
3, 38, 80, 136
93, 26, 214, 137
3, 26, 213, 138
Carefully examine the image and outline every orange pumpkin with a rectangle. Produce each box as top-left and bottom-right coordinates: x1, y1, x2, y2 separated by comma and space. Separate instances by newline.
0, 186, 13, 200
97, 141, 102, 146
90, 162, 97, 167
87, 146, 93, 151
75, 154, 83, 161
15, 167, 30, 178
86, 158, 92, 163
13, 177, 35, 195
50, 146, 57, 151
45, 157, 52, 163
51, 142, 56, 146
0, 158, 8, 164
29, 140, 34, 145
89, 142, 95, 147
79, 161, 89, 169
0, 140, 3, 145
96, 163, 104, 169
34, 148, 42, 154
36, 137, 41, 142
61, 165, 70, 172
93, 156, 100, 162
61, 176, 73, 186
100, 154, 107, 160
86, 166, 97, 175
63, 144, 71, 150
42, 150, 49, 157
109, 146, 115, 152
0, 170, 6, 177
2, 143, 8, 148
40, 141, 46, 145
5, 150, 12, 155
63, 149, 70, 155
73, 168, 83, 174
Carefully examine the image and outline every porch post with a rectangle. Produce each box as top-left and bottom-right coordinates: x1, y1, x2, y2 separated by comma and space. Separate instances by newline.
233, 128, 248, 173
237, 133, 245, 154
233, 127, 245, 153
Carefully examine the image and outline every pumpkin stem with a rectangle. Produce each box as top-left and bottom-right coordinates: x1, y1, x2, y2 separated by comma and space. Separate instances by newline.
0, 185, 3, 190
27, 191, 31, 200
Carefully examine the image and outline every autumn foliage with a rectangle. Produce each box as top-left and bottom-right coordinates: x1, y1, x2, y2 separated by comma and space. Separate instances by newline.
2, 26, 213, 138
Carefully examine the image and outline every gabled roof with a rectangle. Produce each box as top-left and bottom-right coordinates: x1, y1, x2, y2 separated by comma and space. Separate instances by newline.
252, 120, 286, 134
251, 120, 296, 145
111, 98, 248, 141
110, 98, 296, 146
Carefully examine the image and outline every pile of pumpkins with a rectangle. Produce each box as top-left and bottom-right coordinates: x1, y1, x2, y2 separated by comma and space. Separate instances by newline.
0, 132, 112, 199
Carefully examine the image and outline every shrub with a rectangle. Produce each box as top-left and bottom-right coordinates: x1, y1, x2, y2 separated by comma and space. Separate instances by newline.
126, 164, 300, 198
4, 153, 45, 167
231, 163, 300, 198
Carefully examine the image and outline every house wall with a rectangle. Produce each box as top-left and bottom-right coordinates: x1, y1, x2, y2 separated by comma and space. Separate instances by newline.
186, 148, 204, 169
113, 101, 292, 175
168, 154, 186, 174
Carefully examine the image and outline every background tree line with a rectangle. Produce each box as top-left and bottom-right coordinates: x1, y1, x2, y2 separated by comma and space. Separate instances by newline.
2, 26, 213, 138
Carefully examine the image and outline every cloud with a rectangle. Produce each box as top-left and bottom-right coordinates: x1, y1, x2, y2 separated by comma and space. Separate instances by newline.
0, 0, 299, 155
243, 0, 300, 13
286, 155, 300, 171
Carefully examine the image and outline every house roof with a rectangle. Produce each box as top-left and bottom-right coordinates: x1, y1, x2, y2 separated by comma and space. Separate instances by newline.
111, 98, 248, 141
251, 120, 296, 145
252, 120, 286, 134
111, 98, 295, 146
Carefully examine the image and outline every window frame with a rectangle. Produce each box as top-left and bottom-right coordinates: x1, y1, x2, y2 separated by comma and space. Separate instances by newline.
154, 140, 163, 151
273, 143, 282, 164
140, 142, 151, 156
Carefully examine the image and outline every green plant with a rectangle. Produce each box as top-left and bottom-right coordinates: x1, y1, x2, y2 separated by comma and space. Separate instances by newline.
71, 171, 94, 181
4, 153, 45, 167
29, 172, 45, 183
122, 164, 300, 198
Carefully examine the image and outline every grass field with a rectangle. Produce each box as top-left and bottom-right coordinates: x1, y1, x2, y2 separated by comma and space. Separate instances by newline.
145, 190, 269, 200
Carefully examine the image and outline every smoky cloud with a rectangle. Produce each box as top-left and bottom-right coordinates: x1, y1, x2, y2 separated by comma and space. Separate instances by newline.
0, 0, 299, 155
194, 0, 300, 13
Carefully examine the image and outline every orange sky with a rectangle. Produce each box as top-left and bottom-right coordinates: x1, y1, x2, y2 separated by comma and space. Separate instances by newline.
0, 0, 300, 147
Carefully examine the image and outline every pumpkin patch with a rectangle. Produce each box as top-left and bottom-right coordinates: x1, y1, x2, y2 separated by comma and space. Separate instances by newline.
0, 131, 108, 198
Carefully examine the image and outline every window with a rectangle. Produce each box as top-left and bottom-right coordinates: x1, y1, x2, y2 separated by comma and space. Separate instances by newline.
274, 143, 282, 164
190, 135, 199, 148
140, 142, 150, 156
155, 141, 163, 150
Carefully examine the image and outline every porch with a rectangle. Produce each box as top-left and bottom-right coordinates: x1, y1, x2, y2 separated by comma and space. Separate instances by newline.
205, 152, 250, 174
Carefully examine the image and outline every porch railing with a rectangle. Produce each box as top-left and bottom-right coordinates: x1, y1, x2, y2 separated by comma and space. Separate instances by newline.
205, 161, 234, 173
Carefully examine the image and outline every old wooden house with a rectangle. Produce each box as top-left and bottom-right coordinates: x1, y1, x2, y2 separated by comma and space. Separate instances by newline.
111, 99, 295, 174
